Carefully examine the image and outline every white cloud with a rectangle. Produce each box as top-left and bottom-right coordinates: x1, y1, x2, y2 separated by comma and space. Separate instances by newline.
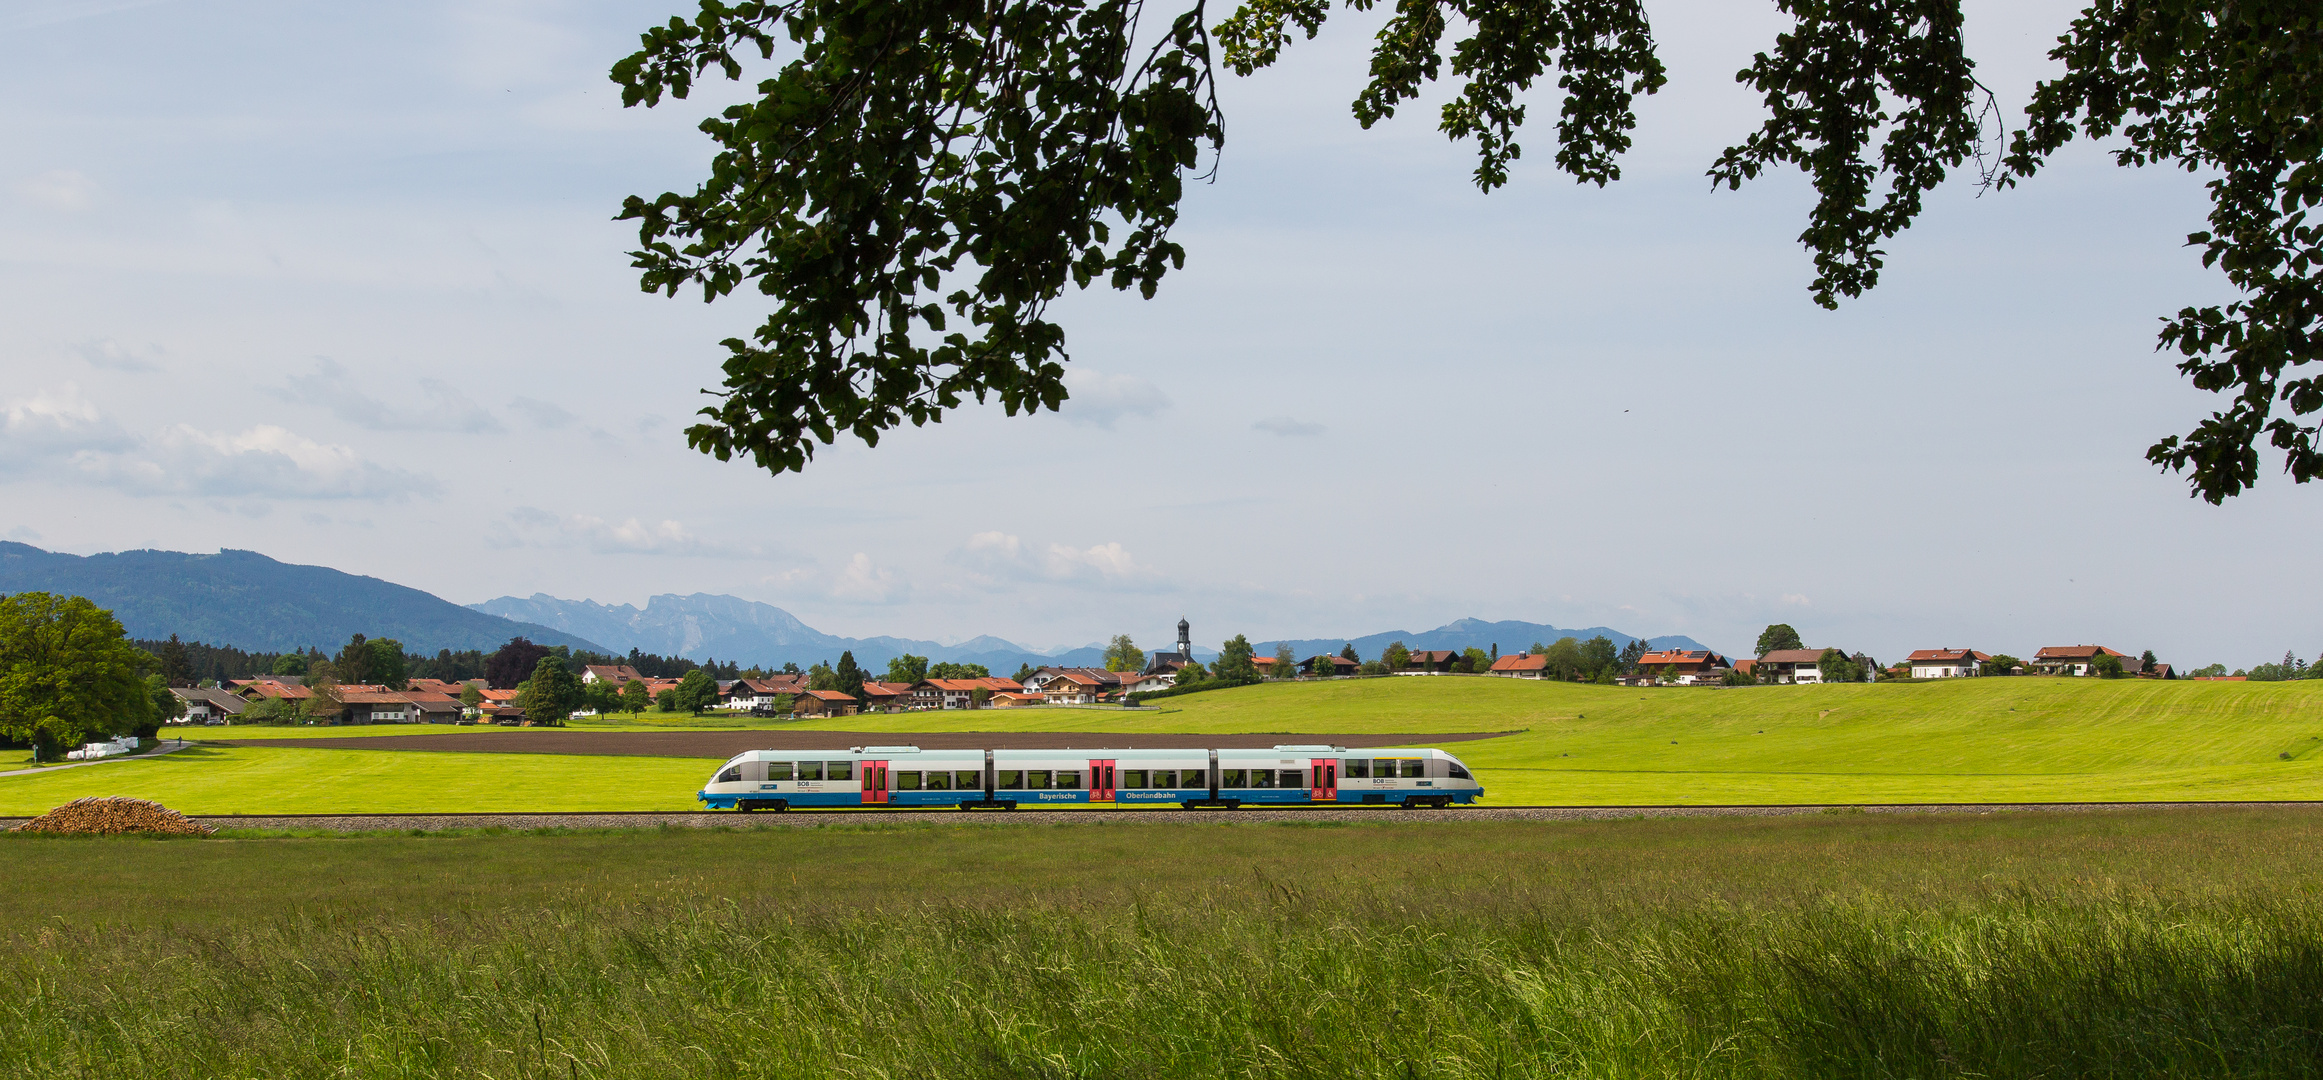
1057, 369, 1170, 428
1780, 594, 1812, 607
81, 424, 440, 499
952, 531, 1157, 588
73, 338, 162, 372
1253, 415, 1326, 437
830, 552, 907, 603
509, 395, 578, 429
501, 507, 745, 557
281, 358, 503, 434
0, 383, 136, 465
15, 169, 94, 211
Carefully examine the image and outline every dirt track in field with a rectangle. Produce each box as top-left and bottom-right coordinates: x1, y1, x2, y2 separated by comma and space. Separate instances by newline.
206, 730, 1518, 759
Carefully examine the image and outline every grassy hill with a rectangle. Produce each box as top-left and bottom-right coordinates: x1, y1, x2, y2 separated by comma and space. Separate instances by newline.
6, 675, 2321, 812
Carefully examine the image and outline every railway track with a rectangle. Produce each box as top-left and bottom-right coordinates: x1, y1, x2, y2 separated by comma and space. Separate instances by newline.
8, 800, 2318, 832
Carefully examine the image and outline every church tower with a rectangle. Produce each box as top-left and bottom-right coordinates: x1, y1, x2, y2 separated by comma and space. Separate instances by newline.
1176, 617, 1191, 660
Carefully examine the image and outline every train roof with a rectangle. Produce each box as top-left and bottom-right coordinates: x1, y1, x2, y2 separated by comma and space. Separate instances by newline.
716, 745, 1464, 765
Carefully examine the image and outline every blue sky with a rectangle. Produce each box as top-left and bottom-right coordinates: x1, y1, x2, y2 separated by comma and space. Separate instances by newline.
2, 0, 2314, 667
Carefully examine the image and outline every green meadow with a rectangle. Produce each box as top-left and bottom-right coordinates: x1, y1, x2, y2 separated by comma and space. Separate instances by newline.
5, 676, 2321, 813
6, 809, 2323, 1078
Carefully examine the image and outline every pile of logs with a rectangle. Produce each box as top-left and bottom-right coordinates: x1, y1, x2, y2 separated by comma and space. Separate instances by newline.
9, 796, 215, 836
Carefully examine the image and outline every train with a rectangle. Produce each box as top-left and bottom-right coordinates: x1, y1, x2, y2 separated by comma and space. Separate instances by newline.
697, 744, 1484, 810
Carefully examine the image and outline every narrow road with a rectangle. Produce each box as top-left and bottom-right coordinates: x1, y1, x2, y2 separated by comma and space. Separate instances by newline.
0, 739, 193, 779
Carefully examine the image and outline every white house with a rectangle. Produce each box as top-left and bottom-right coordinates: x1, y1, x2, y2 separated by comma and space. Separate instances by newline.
1906, 648, 1988, 678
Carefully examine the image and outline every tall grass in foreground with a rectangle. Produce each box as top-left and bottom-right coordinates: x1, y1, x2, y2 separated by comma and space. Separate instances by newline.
4, 817, 2323, 1077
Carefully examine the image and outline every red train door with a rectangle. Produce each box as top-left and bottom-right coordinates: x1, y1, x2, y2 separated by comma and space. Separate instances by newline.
1090, 759, 1116, 803
1309, 758, 1337, 803
861, 760, 888, 805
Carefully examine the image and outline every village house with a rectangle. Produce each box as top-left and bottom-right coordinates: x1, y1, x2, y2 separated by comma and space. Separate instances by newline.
792, 689, 859, 717
2031, 645, 2131, 676
168, 687, 247, 724
858, 681, 913, 712
1906, 648, 1989, 678
1300, 655, 1360, 677
1119, 670, 1174, 695
1250, 656, 1279, 677
1486, 653, 1550, 679
991, 691, 1045, 708
1039, 670, 1105, 705
1754, 649, 1871, 685
1020, 667, 1125, 696
581, 664, 644, 685
1402, 650, 1461, 674
1636, 650, 1731, 685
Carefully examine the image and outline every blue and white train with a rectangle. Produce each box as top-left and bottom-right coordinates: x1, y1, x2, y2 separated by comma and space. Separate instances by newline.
697, 744, 1484, 810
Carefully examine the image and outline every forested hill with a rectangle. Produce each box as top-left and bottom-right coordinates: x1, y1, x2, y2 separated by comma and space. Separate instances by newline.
0, 543, 602, 654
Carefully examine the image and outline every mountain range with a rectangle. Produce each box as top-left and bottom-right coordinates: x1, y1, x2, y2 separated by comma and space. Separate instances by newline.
470, 593, 1716, 671
0, 541, 1722, 668
0, 543, 601, 654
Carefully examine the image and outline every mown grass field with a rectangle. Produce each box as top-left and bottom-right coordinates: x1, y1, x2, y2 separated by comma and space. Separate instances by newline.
5, 809, 2323, 1077
5, 676, 2321, 813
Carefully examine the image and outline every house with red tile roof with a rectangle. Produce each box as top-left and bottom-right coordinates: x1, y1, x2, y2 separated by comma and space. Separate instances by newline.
2031, 645, 2130, 676
792, 689, 859, 717
581, 665, 644, 685
1754, 648, 1870, 685
1906, 648, 1991, 678
1636, 650, 1730, 685
1487, 653, 1551, 679
1038, 670, 1106, 705
859, 681, 914, 711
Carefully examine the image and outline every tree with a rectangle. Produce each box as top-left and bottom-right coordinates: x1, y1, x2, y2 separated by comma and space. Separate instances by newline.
271, 651, 308, 677
1272, 643, 1298, 679
807, 662, 837, 692
303, 677, 343, 725
1382, 641, 1411, 672
486, 637, 553, 689
1174, 660, 1208, 688
156, 634, 194, 688
0, 593, 169, 752
367, 638, 408, 691
674, 668, 720, 714
612, 2, 2323, 502
520, 655, 580, 726
139, 674, 181, 738
2140, 649, 2159, 675
885, 654, 930, 684
1339, 643, 1359, 663
971, 685, 992, 708
2189, 662, 2228, 678
1985, 654, 2022, 676
620, 678, 650, 714
833, 651, 867, 701
333, 633, 374, 686
1013, 662, 1039, 683
2092, 653, 2127, 679
1460, 647, 1492, 674
1540, 637, 1583, 682
460, 682, 484, 712
1617, 637, 1648, 675
1817, 648, 1862, 685
655, 687, 680, 713
1579, 636, 1619, 682
1722, 665, 1757, 687
928, 662, 991, 680
1755, 625, 1804, 657
1105, 634, 1145, 673
1215, 635, 1259, 684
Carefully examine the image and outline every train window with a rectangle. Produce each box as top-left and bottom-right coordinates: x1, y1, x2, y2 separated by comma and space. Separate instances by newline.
1282, 770, 1305, 789
1344, 759, 1369, 779
957, 770, 984, 790
1400, 760, 1425, 779
1373, 759, 1396, 779
1150, 770, 1174, 789
1182, 769, 1206, 787
996, 770, 1024, 790
766, 762, 793, 781
1055, 771, 1081, 789
1250, 770, 1274, 789
826, 761, 855, 781
716, 766, 741, 783
923, 771, 950, 790
1221, 768, 1247, 787
797, 761, 824, 781
1026, 770, 1052, 789
1447, 763, 1471, 780
1121, 770, 1148, 788
895, 771, 922, 790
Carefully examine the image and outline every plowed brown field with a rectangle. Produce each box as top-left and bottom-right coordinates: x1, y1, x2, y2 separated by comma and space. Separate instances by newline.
210, 730, 1516, 758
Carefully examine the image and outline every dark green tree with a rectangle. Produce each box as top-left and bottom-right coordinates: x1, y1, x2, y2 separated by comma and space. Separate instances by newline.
1578, 636, 1619, 681
1617, 637, 1648, 674
1013, 662, 1039, 683
807, 661, 837, 691
674, 668, 720, 714
271, 651, 308, 677
655, 687, 681, 712
139, 674, 182, 738
2092, 653, 2127, 679
1539, 637, 1583, 681
885, 654, 930, 684
2140, 649, 2158, 674
1461, 647, 1491, 674
833, 651, 867, 700
367, 638, 408, 691
333, 633, 374, 686
1215, 635, 1259, 684
486, 637, 553, 690
519, 655, 580, 726
0, 593, 156, 760
156, 634, 194, 688
1755, 624, 1804, 657
1339, 643, 1359, 663
1817, 648, 1862, 685
1272, 643, 1298, 678
1382, 641, 1411, 671
928, 662, 990, 679
612, 2, 2323, 502
620, 678, 651, 713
